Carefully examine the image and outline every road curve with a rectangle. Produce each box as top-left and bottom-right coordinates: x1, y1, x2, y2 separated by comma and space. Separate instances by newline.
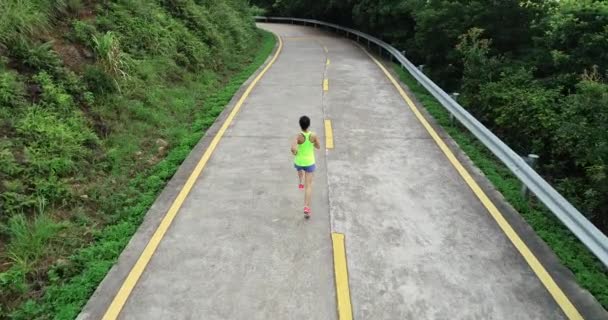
77, 23, 605, 320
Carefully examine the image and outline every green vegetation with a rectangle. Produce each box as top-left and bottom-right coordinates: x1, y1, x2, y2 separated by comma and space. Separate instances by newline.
0, 0, 276, 318
254, 0, 608, 308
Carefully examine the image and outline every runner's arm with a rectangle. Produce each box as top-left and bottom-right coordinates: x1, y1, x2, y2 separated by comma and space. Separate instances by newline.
291, 135, 298, 155
312, 134, 321, 149
291, 134, 305, 155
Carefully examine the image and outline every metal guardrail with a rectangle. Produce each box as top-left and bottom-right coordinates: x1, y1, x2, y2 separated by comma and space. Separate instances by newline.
256, 16, 608, 267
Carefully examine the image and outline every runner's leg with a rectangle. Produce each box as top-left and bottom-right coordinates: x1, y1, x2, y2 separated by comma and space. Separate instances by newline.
304, 170, 314, 209
297, 169, 304, 188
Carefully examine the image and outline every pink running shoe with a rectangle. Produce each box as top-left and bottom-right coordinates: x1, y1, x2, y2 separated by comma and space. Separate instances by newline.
304, 206, 311, 218
298, 184, 304, 190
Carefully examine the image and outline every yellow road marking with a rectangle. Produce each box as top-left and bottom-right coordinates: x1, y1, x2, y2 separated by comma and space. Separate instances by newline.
326, 58, 331, 66
101, 35, 284, 320
360, 47, 584, 320
332, 233, 353, 320
324, 45, 329, 53
323, 78, 329, 91
325, 119, 334, 149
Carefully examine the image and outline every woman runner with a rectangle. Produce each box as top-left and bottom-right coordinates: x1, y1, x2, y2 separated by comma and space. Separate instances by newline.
291, 115, 320, 218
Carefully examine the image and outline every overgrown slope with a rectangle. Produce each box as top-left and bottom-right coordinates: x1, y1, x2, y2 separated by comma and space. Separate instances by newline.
0, 0, 274, 318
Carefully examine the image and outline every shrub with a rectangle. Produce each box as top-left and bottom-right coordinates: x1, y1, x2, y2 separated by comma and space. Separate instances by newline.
83, 65, 116, 94
71, 20, 97, 47
250, 5, 266, 17
24, 41, 63, 71
0, 66, 26, 108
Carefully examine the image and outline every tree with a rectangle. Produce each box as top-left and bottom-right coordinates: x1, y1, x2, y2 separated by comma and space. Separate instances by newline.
534, 0, 608, 89
555, 70, 608, 227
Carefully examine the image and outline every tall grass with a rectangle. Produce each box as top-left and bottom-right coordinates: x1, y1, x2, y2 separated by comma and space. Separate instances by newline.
0, 0, 86, 45
3, 211, 66, 273
0, 0, 50, 44
92, 32, 130, 91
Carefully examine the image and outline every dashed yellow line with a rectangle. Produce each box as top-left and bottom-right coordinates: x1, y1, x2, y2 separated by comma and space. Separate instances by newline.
326, 58, 331, 66
360, 46, 584, 320
101, 35, 284, 320
332, 233, 353, 320
324, 119, 334, 149
323, 78, 329, 91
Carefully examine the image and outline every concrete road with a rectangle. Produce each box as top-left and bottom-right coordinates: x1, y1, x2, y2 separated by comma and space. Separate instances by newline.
118, 25, 334, 320
317, 30, 566, 319
78, 23, 604, 320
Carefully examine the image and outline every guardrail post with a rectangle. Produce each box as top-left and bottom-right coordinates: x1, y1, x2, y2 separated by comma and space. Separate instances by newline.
449, 93, 460, 126
418, 64, 425, 72
400, 52, 406, 68
521, 154, 540, 197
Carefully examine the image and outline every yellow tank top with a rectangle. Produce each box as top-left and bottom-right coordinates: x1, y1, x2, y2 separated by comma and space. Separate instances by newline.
294, 132, 315, 166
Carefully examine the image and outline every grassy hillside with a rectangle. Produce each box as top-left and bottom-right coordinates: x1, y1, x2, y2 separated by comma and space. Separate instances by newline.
0, 0, 275, 318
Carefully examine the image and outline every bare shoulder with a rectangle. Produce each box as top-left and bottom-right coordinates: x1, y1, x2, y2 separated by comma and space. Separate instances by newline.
296, 133, 306, 144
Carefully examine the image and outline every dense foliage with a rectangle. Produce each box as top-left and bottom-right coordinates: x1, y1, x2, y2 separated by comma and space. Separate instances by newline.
256, 0, 608, 234
0, 0, 272, 318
